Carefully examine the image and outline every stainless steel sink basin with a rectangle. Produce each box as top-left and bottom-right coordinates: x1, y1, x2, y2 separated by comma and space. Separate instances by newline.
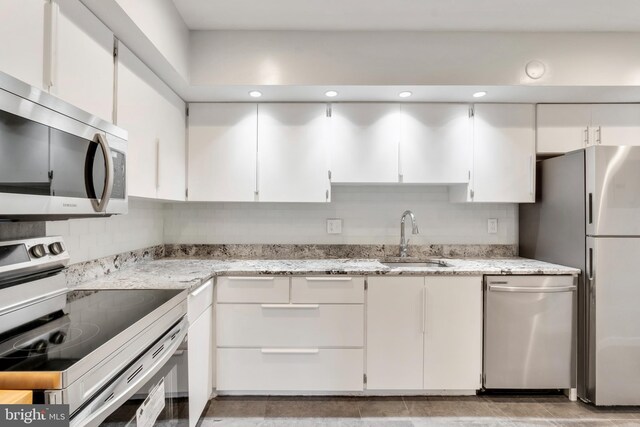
382, 260, 450, 268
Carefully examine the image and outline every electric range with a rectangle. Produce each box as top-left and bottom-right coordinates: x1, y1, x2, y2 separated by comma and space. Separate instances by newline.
0, 237, 188, 426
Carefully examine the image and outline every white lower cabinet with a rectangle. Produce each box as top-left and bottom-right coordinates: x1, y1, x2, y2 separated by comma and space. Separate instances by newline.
366, 276, 424, 390
216, 276, 364, 392
423, 276, 483, 390
187, 280, 214, 427
366, 276, 483, 391
218, 348, 363, 392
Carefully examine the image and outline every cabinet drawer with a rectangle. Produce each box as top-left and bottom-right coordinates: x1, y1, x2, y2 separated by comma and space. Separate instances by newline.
291, 276, 364, 303
217, 277, 289, 303
217, 304, 363, 347
188, 279, 213, 323
217, 348, 364, 391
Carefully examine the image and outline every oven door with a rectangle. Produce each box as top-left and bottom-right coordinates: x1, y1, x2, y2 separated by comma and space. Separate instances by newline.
0, 84, 127, 219
70, 319, 189, 427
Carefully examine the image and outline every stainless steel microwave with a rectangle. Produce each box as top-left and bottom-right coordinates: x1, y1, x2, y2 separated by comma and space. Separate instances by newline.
0, 71, 127, 220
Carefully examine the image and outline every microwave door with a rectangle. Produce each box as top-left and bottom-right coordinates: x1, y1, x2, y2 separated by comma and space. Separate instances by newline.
50, 130, 113, 214
0, 109, 51, 196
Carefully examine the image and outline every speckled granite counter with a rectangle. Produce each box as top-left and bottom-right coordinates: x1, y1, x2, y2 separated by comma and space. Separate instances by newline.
73, 258, 580, 291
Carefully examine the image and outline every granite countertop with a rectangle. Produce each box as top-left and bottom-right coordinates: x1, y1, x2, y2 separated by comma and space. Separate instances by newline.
73, 257, 580, 291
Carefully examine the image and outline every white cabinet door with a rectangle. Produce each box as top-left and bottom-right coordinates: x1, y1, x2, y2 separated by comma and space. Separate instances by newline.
52, 0, 114, 121
155, 87, 186, 201
366, 277, 424, 390
188, 104, 257, 201
537, 104, 591, 154
423, 276, 482, 390
591, 104, 640, 146
0, 0, 46, 89
400, 104, 472, 184
257, 103, 330, 202
117, 43, 185, 200
472, 104, 536, 203
188, 305, 213, 427
329, 103, 399, 183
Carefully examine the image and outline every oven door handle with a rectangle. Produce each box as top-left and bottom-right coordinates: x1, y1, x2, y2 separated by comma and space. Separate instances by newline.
70, 318, 188, 427
91, 133, 114, 213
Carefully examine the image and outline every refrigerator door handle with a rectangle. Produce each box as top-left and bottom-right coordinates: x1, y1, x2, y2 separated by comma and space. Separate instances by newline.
588, 247, 594, 281
588, 193, 593, 225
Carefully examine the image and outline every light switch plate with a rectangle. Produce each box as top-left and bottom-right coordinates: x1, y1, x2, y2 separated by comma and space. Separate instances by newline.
487, 218, 498, 234
327, 219, 343, 234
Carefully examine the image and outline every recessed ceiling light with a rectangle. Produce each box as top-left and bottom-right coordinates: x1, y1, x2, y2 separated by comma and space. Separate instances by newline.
473, 91, 487, 98
325, 90, 338, 98
399, 91, 412, 98
249, 90, 262, 98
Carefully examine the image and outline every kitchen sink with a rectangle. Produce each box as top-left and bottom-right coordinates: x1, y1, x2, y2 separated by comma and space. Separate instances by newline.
382, 260, 450, 268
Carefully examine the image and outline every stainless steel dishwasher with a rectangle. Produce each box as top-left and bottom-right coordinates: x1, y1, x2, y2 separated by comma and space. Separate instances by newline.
483, 275, 576, 390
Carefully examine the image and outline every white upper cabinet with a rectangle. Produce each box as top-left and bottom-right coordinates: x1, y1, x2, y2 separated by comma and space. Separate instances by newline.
51, 0, 114, 121
537, 104, 640, 153
117, 43, 185, 200
0, 0, 46, 89
537, 104, 591, 154
400, 104, 472, 184
329, 103, 400, 183
591, 104, 640, 146
257, 103, 330, 202
188, 103, 258, 202
466, 103, 536, 203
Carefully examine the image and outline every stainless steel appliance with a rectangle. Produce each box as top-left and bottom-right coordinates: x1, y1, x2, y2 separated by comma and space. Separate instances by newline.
520, 145, 640, 405
483, 275, 576, 390
0, 237, 190, 426
0, 71, 127, 219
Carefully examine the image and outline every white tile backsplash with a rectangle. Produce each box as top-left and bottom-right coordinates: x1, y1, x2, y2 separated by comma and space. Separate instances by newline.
46, 199, 165, 264
164, 186, 518, 246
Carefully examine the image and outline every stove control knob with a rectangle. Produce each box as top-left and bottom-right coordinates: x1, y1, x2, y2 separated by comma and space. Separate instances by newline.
49, 331, 67, 345
30, 244, 47, 259
31, 340, 48, 354
48, 242, 64, 256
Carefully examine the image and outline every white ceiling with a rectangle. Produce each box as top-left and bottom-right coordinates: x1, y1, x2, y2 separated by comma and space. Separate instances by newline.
172, 0, 640, 31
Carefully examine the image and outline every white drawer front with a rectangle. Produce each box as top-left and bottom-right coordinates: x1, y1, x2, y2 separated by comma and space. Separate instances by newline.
217, 348, 364, 391
217, 304, 364, 347
291, 276, 364, 303
188, 279, 213, 323
217, 277, 289, 303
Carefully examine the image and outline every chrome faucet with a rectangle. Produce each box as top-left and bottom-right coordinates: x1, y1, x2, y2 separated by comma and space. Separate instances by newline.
399, 210, 419, 257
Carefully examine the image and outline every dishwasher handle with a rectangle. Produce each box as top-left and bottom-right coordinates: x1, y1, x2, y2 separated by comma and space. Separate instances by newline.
488, 284, 576, 293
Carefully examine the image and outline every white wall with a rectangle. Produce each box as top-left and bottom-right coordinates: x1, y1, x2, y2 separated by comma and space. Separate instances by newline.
190, 31, 640, 87
164, 186, 517, 245
46, 199, 164, 264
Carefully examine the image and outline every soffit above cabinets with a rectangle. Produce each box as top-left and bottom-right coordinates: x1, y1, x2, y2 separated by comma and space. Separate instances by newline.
184, 85, 640, 104
171, 0, 640, 32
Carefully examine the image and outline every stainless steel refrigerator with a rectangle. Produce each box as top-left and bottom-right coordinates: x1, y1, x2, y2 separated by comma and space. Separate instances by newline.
520, 145, 640, 406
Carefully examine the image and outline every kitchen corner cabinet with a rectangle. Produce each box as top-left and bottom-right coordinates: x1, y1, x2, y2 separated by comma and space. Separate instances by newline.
188, 103, 258, 201
257, 104, 331, 202
117, 43, 186, 201
400, 104, 472, 184
0, 0, 47, 90
537, 104, 640, 154
453, 104, 535, 203
329, 103, 400, 183
51, 0, 114, 122
366, 276, 482, 391
187, 280, 214, 427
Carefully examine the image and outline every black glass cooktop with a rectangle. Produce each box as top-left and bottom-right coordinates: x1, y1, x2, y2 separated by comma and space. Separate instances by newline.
0, 289, 183, 372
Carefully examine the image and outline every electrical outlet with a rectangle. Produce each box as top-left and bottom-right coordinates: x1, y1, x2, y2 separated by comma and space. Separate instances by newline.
327, 219, 343, 234
487, 218, 498, 234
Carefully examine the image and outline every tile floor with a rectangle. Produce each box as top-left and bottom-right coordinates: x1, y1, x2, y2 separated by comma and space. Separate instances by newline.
198, 395, 640, 427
